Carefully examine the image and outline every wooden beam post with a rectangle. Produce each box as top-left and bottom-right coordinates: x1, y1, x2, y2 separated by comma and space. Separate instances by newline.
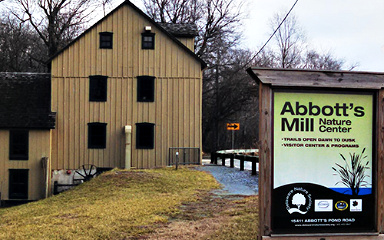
230, 154, 234, 168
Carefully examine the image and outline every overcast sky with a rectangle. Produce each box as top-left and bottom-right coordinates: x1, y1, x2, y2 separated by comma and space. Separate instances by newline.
2, 0, 382, 71
129, 0, 384, 72
240, 0, 384, 72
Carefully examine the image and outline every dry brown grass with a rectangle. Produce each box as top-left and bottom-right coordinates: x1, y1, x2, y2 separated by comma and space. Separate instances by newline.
143, 192, 259, 240
0, 167, 259, 240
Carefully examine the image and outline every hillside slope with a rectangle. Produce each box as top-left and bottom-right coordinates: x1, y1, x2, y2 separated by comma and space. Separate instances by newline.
0, 167, 258, 239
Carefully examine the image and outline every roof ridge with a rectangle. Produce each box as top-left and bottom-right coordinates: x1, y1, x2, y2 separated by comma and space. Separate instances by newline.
49, 0, 206, 69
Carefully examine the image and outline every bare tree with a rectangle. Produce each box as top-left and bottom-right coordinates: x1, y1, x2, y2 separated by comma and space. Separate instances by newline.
202, 48, 258, 151
143, 0, 243, 59
270, 12, 345, 71
251, 48, 276, 68
9, 0, 103, 63
270, 13, 305, 69
100, 0, 112, 16
302, 50, 344, 70
144, 0, 200, 24
0, 15, 47, 72
196, 0, 243, 59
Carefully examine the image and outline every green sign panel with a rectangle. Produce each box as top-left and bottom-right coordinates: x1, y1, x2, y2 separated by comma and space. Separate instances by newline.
272, 91, 375, 234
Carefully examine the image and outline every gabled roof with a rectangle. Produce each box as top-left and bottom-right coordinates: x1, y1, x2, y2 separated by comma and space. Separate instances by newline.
157, 23, 199, 38
50, 0, 206, 69
0, 73, 56, 129
247, 67, 384, 89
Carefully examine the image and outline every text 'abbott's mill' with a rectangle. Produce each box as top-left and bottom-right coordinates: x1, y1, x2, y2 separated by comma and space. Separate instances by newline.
280, 102, 365, 133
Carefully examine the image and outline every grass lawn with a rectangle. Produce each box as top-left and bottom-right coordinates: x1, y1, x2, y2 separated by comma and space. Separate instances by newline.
0, 167, 258, 239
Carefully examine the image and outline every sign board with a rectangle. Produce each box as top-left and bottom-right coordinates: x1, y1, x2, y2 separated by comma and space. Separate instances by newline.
272, 91, 375, 234
227, 123, 240, 130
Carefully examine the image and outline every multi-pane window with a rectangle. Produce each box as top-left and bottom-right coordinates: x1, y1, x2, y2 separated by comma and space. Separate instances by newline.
9, 169, 29, 199
99, 32, 113, 49
137, 76, 155, 102
88, 123, 107, 149
9, 130, 29, 160
141, 33, 155, 49
89, 75, 108, 102
136, 123, 155, 149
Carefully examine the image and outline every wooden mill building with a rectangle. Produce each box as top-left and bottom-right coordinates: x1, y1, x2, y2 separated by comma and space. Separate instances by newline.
0, 0, 205, 202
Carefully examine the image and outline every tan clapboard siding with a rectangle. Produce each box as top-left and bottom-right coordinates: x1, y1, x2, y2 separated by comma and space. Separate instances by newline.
51, 4, 202, 170
51, 76, 201, 169
0, 130, 51, 200
177, 38, 195, 52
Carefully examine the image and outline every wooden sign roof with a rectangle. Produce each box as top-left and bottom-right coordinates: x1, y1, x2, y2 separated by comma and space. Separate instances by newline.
247, 67, 384, 89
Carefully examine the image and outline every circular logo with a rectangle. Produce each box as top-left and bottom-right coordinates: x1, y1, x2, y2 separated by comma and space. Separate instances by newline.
335, 201, 348, 211
285, 187, 312, 214
317, 201, 330, 208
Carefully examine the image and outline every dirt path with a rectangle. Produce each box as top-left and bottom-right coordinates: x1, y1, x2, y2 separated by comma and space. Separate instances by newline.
139, 190, 257, 240
134, 166, 259, 240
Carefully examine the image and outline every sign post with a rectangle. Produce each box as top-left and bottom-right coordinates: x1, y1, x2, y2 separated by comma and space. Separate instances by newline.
227, 123, 240, 149
247, 68, 384, 240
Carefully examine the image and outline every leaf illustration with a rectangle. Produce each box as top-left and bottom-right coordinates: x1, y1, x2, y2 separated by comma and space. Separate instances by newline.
332, 148, 370, 196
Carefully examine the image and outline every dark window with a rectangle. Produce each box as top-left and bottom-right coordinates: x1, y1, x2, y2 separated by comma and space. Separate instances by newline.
136, 123, 155, 149
88, 123, 107, 149
89, 75, 108, 101
99, 32, 113, 49
9, 169, 29, 199
142, 33, 155, 49
9, 130, 29, 160
137, 76, 155, 102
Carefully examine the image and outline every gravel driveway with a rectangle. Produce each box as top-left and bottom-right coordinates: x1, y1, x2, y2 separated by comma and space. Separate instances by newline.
196, 163, 258, 196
